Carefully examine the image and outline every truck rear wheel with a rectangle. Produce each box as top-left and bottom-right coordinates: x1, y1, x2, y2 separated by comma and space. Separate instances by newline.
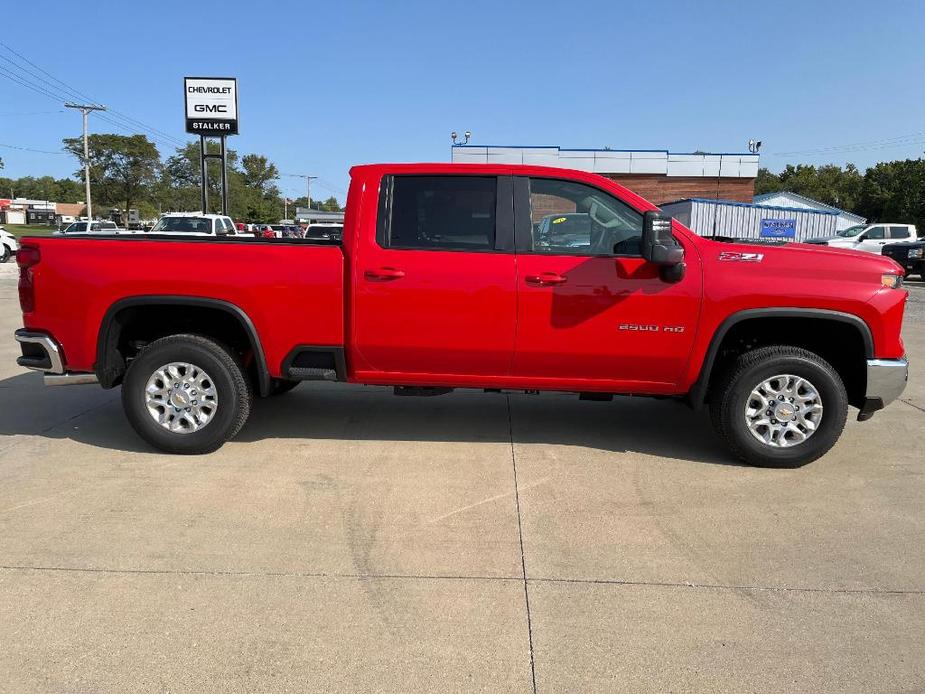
709, 346, 848, 468
121, 334, 251, 454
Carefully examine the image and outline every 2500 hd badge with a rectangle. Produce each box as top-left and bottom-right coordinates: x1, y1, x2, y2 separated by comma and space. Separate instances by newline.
619, 324, 685, 333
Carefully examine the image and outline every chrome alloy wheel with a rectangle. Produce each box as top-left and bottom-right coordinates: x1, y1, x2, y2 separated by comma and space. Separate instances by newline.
144, 362, 218, 434
745, 374, 823, 448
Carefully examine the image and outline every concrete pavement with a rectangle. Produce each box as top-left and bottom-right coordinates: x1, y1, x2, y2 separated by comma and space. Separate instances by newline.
0, 272, 922, 693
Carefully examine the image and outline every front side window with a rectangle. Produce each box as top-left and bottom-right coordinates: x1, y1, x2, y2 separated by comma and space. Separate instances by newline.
528, 178, 642, 256
382, 175, 496, 251
865, 226, 886, 240
890, 226, 911, 239
838, 225, 865, 238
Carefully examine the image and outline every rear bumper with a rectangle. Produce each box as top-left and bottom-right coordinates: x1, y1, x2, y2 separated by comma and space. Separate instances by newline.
14, 329, 98, 386
15, 329, 64, 373
858, 357, 908, 421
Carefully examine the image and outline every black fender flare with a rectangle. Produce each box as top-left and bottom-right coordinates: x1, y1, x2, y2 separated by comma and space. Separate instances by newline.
687, 308, 874, 409
95, 295, 271, 396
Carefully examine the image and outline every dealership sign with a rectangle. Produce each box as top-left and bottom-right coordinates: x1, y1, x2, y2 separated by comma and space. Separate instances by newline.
184, 77, 238, 135
760, 218, 796, 239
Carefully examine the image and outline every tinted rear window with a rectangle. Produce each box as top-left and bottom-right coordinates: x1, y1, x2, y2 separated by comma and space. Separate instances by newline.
383, 175, 496, 251
151, 217, 213, 233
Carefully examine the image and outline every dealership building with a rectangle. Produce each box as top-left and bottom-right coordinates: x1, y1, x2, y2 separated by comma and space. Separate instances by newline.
451, 144, 760, 204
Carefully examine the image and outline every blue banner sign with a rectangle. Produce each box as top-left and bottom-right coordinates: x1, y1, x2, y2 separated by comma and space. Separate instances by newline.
760, 218, 796, 238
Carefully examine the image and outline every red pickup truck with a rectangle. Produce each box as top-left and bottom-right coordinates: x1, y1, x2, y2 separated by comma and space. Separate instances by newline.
14, 164, 908, 467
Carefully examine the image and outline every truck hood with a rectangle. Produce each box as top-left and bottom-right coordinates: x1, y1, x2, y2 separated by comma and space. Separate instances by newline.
701, 237, 903, 274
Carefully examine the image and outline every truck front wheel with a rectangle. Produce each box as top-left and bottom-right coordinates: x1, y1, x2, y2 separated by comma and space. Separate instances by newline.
709, 346, 848, 468
121, 334, 252, 454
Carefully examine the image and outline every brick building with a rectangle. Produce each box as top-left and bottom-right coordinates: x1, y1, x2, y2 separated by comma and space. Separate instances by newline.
450, 145, 759, 205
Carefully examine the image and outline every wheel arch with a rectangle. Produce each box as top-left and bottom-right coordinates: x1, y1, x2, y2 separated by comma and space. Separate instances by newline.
95, 295, 271, 396
688, 308, 873, 409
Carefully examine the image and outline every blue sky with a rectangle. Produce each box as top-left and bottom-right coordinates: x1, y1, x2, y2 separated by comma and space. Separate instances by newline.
1, 0, 923, 204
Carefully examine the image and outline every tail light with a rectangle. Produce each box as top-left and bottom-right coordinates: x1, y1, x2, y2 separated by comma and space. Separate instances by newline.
17, 244, 40, 313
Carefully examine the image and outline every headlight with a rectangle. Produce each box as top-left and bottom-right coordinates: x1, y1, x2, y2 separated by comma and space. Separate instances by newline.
881, 274, 904, 289
908, 248, 924, 259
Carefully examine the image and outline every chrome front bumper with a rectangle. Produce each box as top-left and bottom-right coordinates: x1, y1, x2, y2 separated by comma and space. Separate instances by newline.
14, 329, 98, 386
858, 358, 908, 421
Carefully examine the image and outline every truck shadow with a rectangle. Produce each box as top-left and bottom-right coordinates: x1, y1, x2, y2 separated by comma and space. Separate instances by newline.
0, 374, 742, 466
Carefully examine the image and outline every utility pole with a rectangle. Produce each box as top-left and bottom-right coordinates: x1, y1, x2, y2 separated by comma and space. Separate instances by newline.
306, 176, 317, 211
65, 102, 106, 220
287, 174, 318, 212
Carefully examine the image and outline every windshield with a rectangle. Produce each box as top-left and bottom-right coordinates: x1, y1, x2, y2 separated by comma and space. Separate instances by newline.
151, 217, 212, 233
837, 225, 866, 238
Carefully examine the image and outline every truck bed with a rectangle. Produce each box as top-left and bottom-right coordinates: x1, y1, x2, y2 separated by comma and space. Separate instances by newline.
21, 235, 345, 378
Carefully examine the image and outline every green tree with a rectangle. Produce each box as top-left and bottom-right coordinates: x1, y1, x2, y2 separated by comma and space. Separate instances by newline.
240, 154, 279, 195
755, 167, 782, 195
857, 159, 925, 232
160, 141, 238, 214
289, 195, 343, 212
757, 163, 863, 211
63, 133, 160, 219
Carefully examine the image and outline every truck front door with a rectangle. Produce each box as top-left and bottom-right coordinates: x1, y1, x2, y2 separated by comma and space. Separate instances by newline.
512, 176, 702, 389
352, 174, 516, 377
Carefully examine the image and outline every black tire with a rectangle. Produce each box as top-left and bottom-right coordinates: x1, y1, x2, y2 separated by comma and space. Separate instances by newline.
709, 345, 848, 468
0, 245, 10, 263
121, 334, 251, 454
268, 378, 300, 396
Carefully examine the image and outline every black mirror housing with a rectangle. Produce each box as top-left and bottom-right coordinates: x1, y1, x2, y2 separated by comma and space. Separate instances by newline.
642, 210, 684, 265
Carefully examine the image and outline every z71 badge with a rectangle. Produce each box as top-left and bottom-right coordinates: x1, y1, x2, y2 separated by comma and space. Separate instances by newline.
619, 324, 685, 333
718, 251, 764, 262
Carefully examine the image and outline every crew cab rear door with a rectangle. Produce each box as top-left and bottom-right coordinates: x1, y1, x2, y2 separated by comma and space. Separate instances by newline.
352, 174, 516, 377
511, 176, 701, 388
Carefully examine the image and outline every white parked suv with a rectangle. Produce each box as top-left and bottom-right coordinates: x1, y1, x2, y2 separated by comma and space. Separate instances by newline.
150, 213, 246, 237
806, 223, 918, 254
0, 225, 19, 262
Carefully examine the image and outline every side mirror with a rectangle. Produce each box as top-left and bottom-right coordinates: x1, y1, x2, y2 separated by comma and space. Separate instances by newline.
642, 211, 685, 266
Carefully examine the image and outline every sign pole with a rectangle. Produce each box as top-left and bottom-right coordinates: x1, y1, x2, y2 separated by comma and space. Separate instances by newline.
199, 135, 208, 214
220, 136, 229, 215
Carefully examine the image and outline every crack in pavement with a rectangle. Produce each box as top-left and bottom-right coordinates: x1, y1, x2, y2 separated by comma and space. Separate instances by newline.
899, 398, 925, 414
507, 395, 538, 694
0, 564, 921, 596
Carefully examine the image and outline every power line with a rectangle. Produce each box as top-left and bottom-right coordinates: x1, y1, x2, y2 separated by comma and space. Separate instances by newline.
0, 65, 66, 102
0, 42, 186, 150
281, 173, 345, 199
0, 109, 65, 117
0, 64, 180, 151
770, 132, 925, 157
0, 142, 68, 155
0, 40, 186, 145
